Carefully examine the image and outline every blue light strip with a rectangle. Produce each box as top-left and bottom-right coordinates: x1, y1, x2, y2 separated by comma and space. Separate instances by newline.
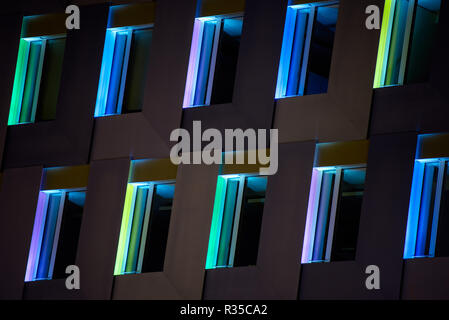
95, 30, 116, 117
404, 160, 425, 259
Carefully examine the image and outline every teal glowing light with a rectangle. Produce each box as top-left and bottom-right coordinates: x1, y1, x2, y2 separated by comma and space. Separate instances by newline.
205, 176, 227, 269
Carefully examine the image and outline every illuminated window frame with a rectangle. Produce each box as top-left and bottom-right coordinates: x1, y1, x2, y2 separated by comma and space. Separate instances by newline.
94, 24, 153, 117
114, 180, 175, 275
183, 13, 243, 108
373, 0, 441, 88
25, 188, 85, 282
275, 1, 339, 99
301, 165, 365, 264
205, 174, 267, 269
8, 34, 65, 126
404, 158, 447, 259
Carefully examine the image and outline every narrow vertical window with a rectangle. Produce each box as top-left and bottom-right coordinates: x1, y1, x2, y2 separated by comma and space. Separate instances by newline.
302, 167, 365, 263
206, 175, 267, 269
404, 159, 449, 258
114, 182, 175, 275
9, 36, 66, 125
374, 0, 441, 88
25, 190, 86, 281
276, 1, 339, 98
183, 15, 243, 108
95, 26, 153, 117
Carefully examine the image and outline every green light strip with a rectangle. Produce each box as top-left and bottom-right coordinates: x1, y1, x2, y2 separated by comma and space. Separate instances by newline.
114, 183, 136, 275
374, 0, 395, 88
8, 39, 29, 125
205, 176, 227, 269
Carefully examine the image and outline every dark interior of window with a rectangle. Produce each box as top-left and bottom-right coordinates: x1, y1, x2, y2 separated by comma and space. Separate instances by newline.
233, 176, 267, 267
53, 191, 85, 279
36, 37, 66, 122
331, 168, 365, 261
305, 5, 338, 95
210, 17, 243, 105
122, 28, 152, 113
141, 184, 175, 273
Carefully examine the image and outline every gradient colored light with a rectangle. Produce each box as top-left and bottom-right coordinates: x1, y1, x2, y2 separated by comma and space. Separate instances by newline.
183, 19, 204, 108
403, 158, 444, 259
114, 183, 136, 275
8, 39, 29, 125
373, 0, 395, 88
95, 30, 117, 117
25, 192, 48, 281
205, 176, 227, 269
301, 168, 321, 263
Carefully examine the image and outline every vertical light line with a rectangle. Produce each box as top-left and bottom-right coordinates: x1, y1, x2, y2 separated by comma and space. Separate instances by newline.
429, 160, 445, 257
301, 169, 322, 264
137, 184, 154, 273
30, 39, 46, 123
275, 6, 296, 98
25, 192, 48, 281
95, 30, 116, 117
8, 39, 30, 125
404, 160, 425, 258
324, 168, 341, 261
114, 183, 136, 275
374, 0, 396, 88
205, 176, 227, 269
116, 29, 133, 114
205, 19, 221, 106
228, 176, 245, 267
398, 0, 415, 84
183, 19, 203, 108
298, 6, 315, 96
48, 191, 66, 279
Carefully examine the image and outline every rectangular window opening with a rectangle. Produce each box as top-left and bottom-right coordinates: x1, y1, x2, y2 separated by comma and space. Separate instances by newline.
206, 175, 267, 269
114, 182, 175, 275
302, 167, 365, 264
25, 189, 86, 282
9, 35, 66, 126
275, 1, 339, 98
373, 0, 441, 88
404, 158, 449, 259
95, 26, 153, 117
183, 14, 243, 108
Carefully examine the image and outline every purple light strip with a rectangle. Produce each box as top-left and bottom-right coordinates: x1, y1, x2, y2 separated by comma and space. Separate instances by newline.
25, 192, 48, 281
183, 19, 203, 108
301, 168, 320, 263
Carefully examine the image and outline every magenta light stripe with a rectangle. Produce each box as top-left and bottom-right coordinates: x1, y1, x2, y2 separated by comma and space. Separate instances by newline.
25, 192, 48, 281
183, 19, 203, 108
301, 169, 320, 263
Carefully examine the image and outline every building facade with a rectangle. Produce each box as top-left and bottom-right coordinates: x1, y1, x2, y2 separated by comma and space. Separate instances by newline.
0, 0, 448, 300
